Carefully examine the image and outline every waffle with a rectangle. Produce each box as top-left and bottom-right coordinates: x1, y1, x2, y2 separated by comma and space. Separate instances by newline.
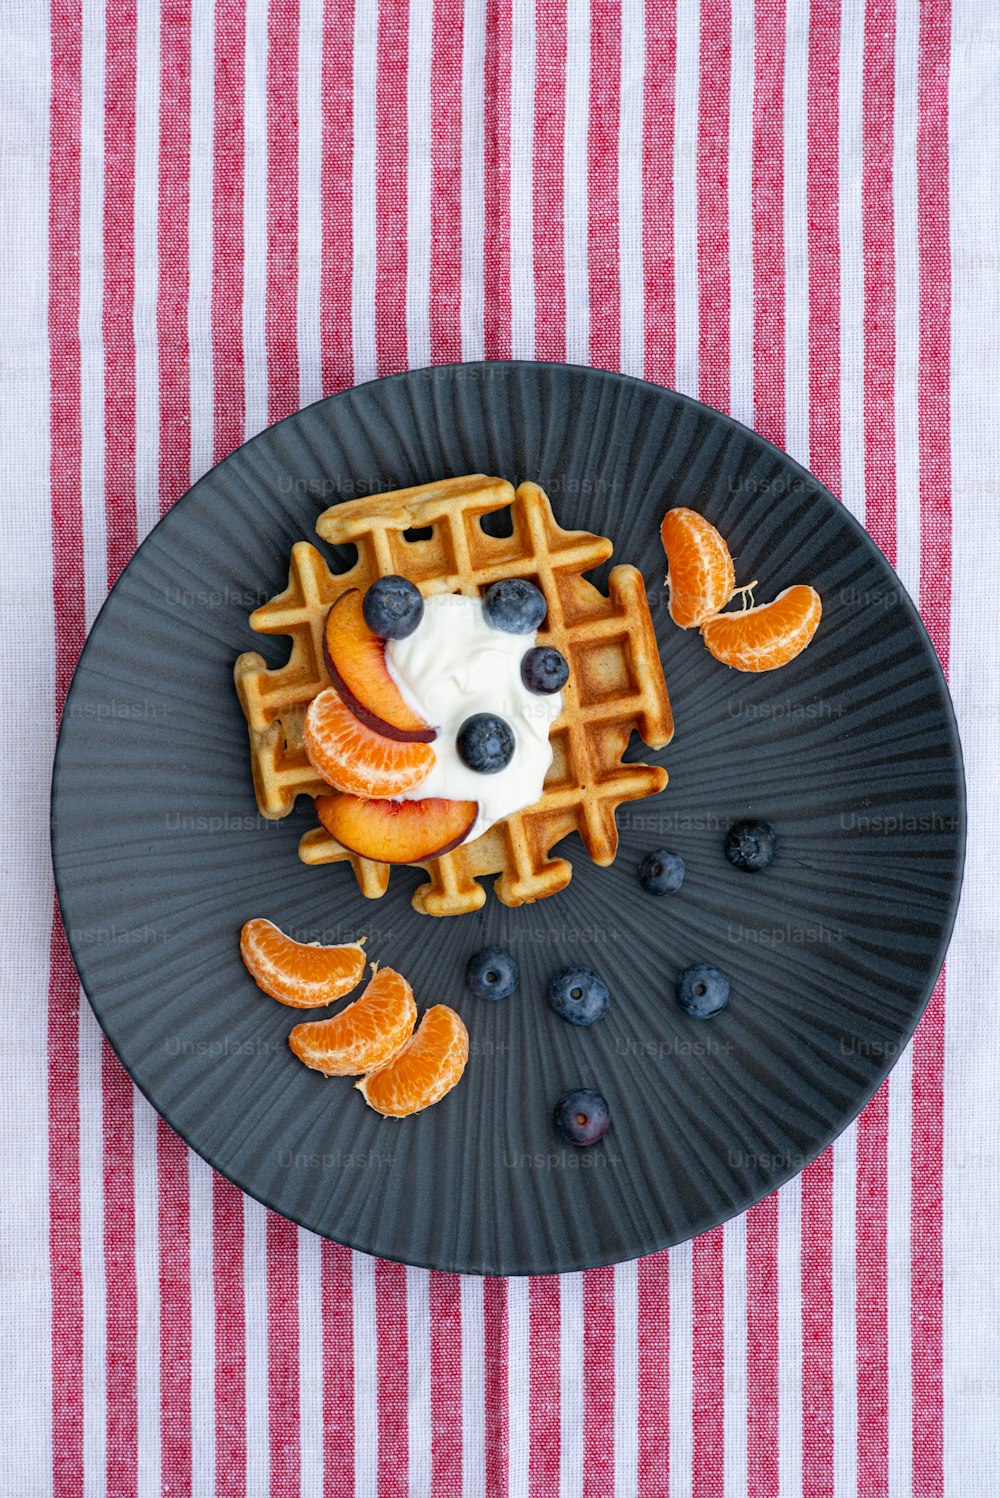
234, 475, 673, 916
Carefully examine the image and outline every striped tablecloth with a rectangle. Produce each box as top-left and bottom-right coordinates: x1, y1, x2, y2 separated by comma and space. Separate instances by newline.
2, 0, 995, 1493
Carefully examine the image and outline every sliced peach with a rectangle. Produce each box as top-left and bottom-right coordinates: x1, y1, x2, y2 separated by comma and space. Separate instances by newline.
315, 793, 478, 864
303, 687, 435, 799
323, 589, 435, 743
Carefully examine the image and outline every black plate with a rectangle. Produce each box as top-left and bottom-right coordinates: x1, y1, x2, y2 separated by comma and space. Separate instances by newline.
51, 362, 965, 1275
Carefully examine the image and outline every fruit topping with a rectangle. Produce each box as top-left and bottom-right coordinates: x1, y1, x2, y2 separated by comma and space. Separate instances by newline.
547, 966, 610, 1027
465, 946, 520, 1001
553, 1089, 611, 1147
456, 713, 516, 774
700, 584, 821, 672
239, 919, 367, 1008
676, 964, 730, 1018
323, 589, 435, 741
520, 645, 569, 694
288, 965, 417, 1075
303, 687, 434, 798
356, 1005, 469, 1116
638, 848, 686, 895
362, 575, 425, 640
724, 819, 777, 872
315, 792, 479, 863
660, 507, 736, 628
482, 577, 547, 634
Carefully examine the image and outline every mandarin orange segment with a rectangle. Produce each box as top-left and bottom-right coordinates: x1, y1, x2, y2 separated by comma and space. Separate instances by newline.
700, 584, 822, 672
323, 589, 435, 742
304, 687, 435, 799
239, 918, 366, 1008
315, 793, 479, 864
288, 965, 417, 1076
356, 1005, 470, 1117
660, 507, 736, 628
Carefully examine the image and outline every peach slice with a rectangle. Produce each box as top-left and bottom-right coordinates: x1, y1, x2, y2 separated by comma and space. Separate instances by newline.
303, 687, 435, 799
315, 793, 478, 864
323, 589, 435, 742
289, 965, 417, 1076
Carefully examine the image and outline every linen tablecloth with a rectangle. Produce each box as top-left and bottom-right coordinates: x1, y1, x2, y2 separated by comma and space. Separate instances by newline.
2, 0, 995, 1493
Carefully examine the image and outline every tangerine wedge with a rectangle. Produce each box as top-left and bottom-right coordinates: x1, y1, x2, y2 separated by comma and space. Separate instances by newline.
324, 589, 435, 742
700, 584, 822, 672
356, 1005, 470, 1117
289, 965, 417, 1076
240, 918, 366, 1008
660, 507, 736, 627
315, 792, 478, 864
304, 687, 435, 798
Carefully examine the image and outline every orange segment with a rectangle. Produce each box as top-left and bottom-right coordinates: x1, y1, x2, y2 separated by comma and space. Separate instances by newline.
700, 584, 822, 672
304, 687, 435, 798
239, 918, 366, 1008
356, 1006, 470, 1116
660, 507, 736, 627
315, 793, 478, 864
323, 589, 435, 742
289, 965, 417, 1076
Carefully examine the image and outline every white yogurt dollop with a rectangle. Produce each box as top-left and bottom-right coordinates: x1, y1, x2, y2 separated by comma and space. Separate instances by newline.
385, 593, 562, 843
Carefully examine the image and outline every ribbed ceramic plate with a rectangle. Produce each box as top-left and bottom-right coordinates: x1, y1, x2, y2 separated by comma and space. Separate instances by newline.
51, 362, 965, 1275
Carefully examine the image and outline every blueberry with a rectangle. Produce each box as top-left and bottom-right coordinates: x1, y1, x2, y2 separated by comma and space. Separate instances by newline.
362, 575, 424, 640
724, 819, 777, 872
676, 964, 730, 1018
520, 645, 569, 694
456, 713, 516, 773
548, 966, 610, 1027
638, 848, 685, 895
483, 578, 547, 634
465, 946, 519, 1001
553, 1088, 611, 1147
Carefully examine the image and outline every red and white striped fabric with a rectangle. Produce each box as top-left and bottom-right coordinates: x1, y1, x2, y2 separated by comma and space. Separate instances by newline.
1, 0, 995, 1492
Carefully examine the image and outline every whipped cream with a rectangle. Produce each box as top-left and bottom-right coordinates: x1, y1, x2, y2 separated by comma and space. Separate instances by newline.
385, 593, 563, 843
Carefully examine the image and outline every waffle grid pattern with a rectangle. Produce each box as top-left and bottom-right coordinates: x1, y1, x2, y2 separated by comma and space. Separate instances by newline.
235, 476, 673, 915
